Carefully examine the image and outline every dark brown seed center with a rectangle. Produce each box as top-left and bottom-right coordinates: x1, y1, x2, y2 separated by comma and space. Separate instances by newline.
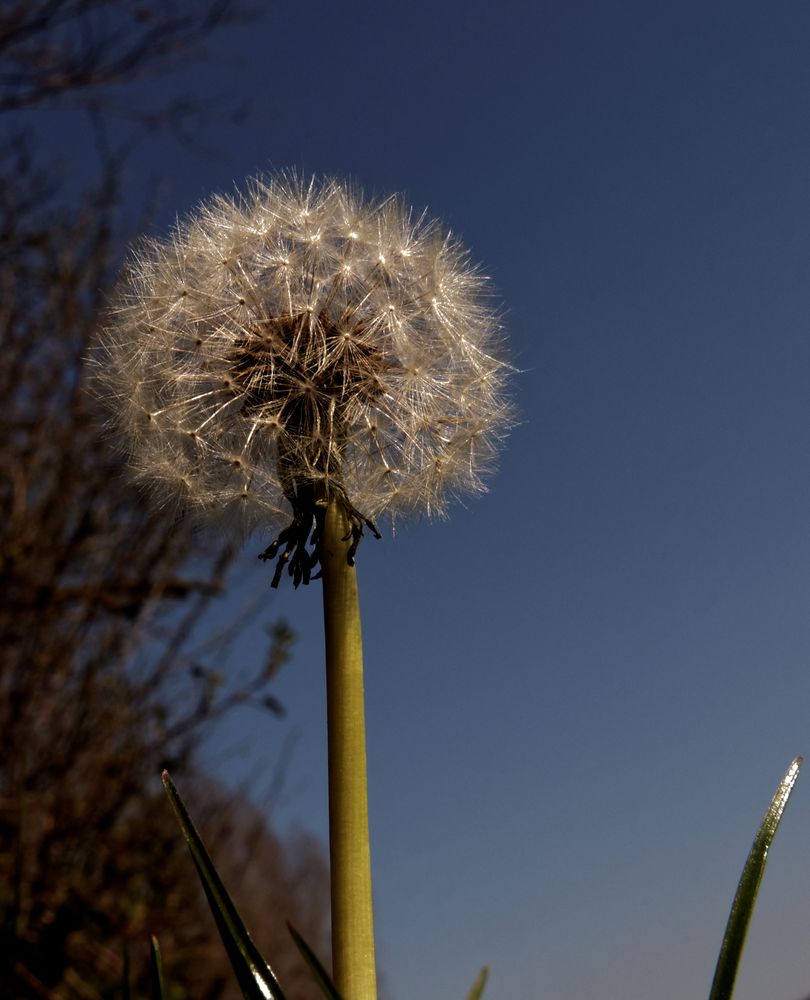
231, 310, 386, 422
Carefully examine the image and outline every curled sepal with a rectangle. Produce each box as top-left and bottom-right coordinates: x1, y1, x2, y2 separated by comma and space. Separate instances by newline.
708, 756, 802, 1000
161, 771, 288, 1000
150, 936, 166, 1000
287, 922, 344, 1000
464, 967, 489, 1000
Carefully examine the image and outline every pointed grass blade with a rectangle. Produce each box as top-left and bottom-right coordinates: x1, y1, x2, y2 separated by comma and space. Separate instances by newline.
150, 936, 165, 1000
162, 771, 287, 1000
287, 922, 344, 1000
465, 966, 489, 1000
708, 756, 802, 1000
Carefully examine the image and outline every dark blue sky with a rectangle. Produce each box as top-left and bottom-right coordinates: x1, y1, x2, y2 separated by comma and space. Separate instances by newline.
25, 2, 810, 997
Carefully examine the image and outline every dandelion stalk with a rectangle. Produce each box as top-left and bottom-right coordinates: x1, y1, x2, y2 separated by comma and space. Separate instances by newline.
321, 500, 376, 1000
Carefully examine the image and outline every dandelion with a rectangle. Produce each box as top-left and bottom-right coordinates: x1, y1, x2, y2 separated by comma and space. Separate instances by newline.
96, 173, 511, 586
94, 172, 512, 1000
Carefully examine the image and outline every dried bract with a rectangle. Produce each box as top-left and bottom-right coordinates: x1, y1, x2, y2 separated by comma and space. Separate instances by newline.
96, 174, 511, 583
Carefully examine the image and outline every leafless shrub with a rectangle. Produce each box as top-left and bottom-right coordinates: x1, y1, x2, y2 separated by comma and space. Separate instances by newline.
0, 3, 329, 997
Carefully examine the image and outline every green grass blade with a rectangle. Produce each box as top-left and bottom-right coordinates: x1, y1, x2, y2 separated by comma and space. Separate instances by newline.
162, 770, 288, 1000
708, 756, 802, 1000
287, 922, 344, 1000
464, 966, 489, 1000
150, 936, 165, 1000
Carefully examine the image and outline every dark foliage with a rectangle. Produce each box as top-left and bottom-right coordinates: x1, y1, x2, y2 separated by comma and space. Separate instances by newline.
0, 3, 329, 997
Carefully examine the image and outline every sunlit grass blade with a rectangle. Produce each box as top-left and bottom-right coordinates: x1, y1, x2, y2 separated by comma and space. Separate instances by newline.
162, 770, 288, 1000
708, 756, 802, 1000
150, 936, 165, 1000
287, 922, 344, 1000
464, 966, 489, 1000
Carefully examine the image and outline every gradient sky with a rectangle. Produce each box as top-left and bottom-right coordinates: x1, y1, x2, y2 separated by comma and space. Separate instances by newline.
27, 2, 810, 998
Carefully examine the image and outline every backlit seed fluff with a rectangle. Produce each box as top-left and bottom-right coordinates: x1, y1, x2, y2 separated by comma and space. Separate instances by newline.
96, 173, 512, 545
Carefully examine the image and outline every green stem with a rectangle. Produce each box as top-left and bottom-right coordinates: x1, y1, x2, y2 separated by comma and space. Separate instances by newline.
321, 500, 377, 1000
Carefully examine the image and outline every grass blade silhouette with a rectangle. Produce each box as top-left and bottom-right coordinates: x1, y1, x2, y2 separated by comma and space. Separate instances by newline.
150, 937, 165, 1000
288, 922, 345, 1000
162, 771, 287, 1000
465, 966, 488, 1000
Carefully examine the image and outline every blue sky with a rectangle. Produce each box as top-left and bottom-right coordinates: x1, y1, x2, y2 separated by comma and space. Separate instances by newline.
29, 1, 810, 997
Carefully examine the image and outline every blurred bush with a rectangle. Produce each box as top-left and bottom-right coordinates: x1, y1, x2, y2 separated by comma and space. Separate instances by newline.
0, 3, 329, 996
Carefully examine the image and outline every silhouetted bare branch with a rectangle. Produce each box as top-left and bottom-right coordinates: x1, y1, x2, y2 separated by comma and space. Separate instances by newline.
0, 0, 254, 113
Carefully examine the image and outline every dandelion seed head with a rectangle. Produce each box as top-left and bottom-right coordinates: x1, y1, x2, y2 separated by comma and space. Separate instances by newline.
95, 172, 512, 547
